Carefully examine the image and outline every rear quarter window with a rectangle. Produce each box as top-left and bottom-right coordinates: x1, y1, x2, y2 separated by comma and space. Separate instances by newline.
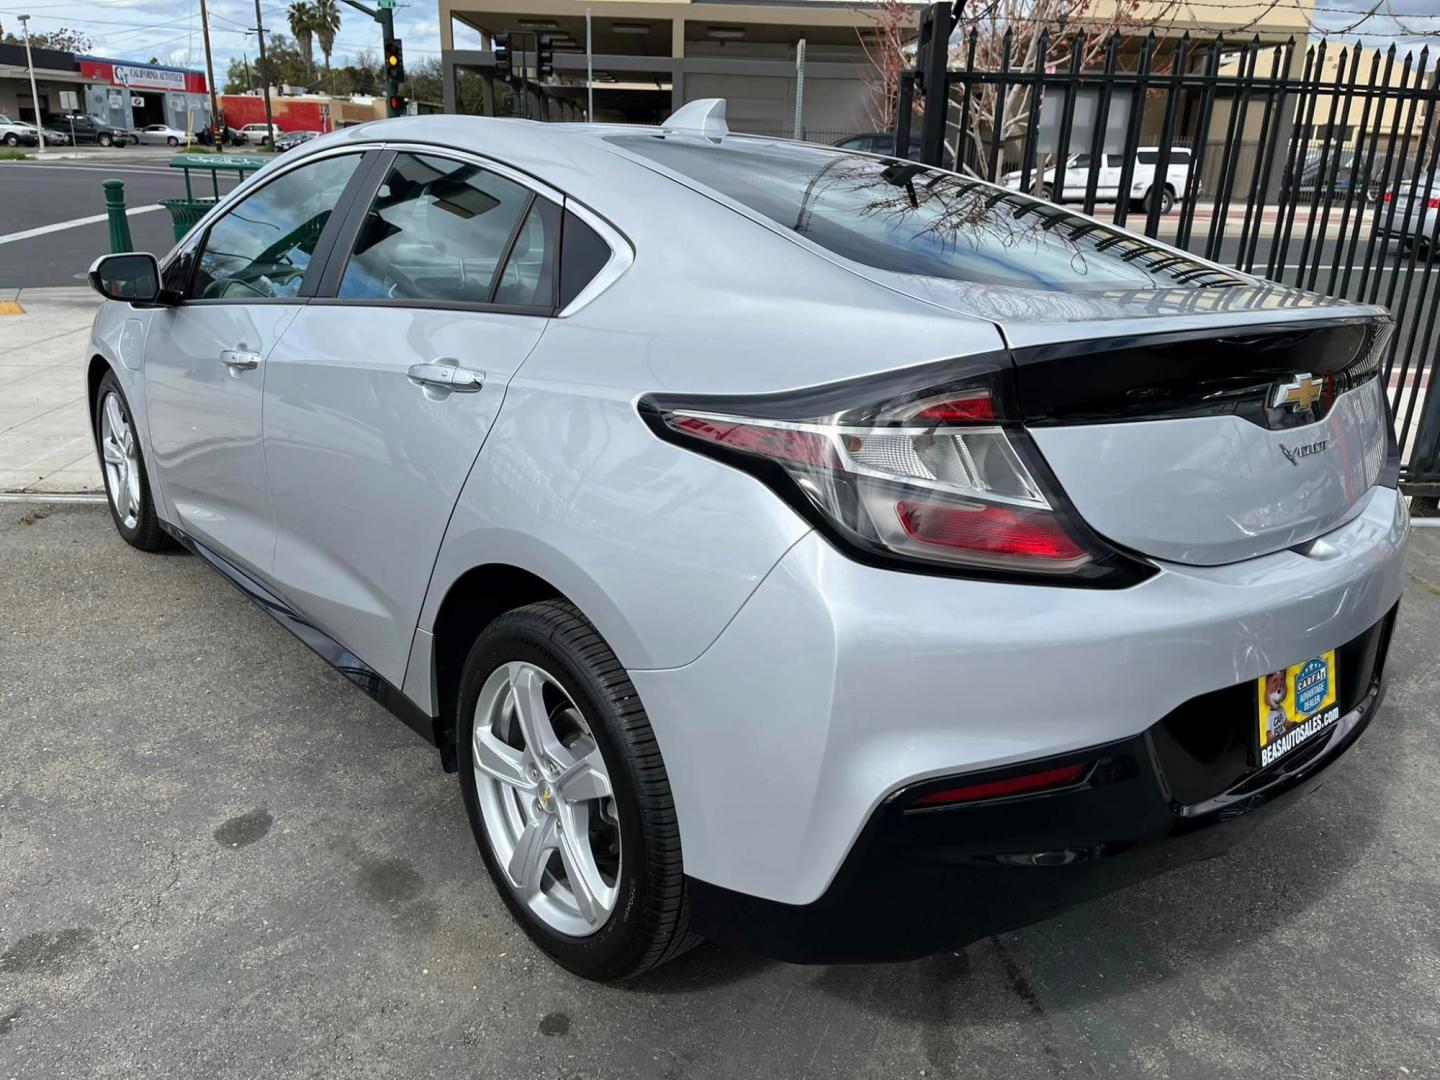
608, 135, 1243, 293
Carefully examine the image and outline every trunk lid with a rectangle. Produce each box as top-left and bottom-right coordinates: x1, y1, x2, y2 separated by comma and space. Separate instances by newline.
887, 276, 1393, 567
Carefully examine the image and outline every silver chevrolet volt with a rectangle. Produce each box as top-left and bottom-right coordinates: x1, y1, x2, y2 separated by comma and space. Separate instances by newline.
85, 100, 1410, 981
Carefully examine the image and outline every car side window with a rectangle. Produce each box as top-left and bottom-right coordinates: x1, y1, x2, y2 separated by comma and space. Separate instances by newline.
189, 153, 361, 301
493, 198, 559, 308
337, 153, 533, 304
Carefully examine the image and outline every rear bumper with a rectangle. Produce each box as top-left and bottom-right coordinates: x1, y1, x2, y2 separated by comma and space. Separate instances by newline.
687, 606, 1397, 964
633, 483, 1409, 918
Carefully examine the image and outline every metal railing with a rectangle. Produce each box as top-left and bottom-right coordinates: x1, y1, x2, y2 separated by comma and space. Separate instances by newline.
897, 3, 1440, 496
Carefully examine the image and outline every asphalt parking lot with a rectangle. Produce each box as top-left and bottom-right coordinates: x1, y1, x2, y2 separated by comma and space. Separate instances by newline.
2, 502, 1438, 1080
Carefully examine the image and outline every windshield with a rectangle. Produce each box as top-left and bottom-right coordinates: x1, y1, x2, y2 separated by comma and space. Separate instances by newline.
608, 135, 1245, 293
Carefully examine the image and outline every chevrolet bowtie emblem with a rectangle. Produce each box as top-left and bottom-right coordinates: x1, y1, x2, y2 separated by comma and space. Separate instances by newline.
1271, 373, 1324, 411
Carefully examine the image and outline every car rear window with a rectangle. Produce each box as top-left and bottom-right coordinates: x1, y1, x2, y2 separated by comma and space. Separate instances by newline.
607, 135, 1241, 292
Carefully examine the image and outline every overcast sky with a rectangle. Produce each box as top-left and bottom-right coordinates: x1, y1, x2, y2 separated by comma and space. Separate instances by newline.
1, 0, 1439, 83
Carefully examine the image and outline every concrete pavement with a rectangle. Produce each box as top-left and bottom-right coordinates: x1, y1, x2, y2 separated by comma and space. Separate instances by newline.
0, 287, 103, 493
0, 502, 1437, 1079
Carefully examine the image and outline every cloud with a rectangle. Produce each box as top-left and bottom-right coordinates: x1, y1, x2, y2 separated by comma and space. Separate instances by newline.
1309, 0, 1440, 47
7, 0, 441, 79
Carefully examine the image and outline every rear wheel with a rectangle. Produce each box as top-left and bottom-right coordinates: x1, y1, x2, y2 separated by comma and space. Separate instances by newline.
93, 371, 168, 552
1146, 186, 1175, 215
457, 600, 697, 981
167, 135, 178, 146
3, 133, 16, 147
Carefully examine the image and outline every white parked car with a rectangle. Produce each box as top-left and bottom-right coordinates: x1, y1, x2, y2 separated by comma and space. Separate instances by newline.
0, 113, 39, 147
240, 121, 283, 146
136, 123, 191, 147
1378, 175, 1439, 257
1003, 147, 1195, 214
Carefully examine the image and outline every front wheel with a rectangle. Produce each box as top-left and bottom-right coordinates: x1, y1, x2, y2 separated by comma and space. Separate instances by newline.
457, 600, 697, 981
93, 371, 169, 551
167, 136, 178, 146
98, 133, 113, 147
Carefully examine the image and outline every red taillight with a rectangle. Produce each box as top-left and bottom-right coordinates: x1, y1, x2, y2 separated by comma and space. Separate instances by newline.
673, 415, 841, 470
1383, 191, 1393, 203
1428, 197, 1440, 210
896, 500, 1086, 562
907, 391, 996, 423
641, 366, 1150, 585
912, 763, 1088, 807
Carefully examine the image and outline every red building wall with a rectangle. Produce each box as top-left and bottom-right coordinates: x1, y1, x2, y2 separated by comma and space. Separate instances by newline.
218, 95, 332, 133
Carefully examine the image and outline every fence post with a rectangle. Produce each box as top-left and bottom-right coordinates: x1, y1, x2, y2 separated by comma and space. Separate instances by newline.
103, 179, 133, 254
894, 72, 915, 158
916, 1, 954, 166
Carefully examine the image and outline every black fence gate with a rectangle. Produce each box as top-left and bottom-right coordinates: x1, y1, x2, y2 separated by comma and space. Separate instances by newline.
895, 2, 1440, 500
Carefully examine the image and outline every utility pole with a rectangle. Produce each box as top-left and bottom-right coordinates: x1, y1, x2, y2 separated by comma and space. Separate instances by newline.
586, 8, 593, 121
198, 0, 222, 143
17, 15, 44, 156
253, 0, 276, 145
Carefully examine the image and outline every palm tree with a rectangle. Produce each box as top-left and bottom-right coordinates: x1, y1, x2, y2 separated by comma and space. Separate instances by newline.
311, 0, 341, 91
287, 1, 316, 82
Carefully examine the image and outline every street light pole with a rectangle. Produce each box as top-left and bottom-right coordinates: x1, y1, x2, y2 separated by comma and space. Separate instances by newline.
586, 7, 593, 121
17, 15, 45, 157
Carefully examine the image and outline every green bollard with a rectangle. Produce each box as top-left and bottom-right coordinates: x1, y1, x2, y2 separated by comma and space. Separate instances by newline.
103, 179, 134, 254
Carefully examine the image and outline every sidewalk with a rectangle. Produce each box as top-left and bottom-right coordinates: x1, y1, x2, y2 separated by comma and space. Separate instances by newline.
0, 286, 103, 493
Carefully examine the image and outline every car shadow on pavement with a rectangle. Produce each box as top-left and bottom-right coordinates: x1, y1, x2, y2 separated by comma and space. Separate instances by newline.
632, 710, 1400, 1009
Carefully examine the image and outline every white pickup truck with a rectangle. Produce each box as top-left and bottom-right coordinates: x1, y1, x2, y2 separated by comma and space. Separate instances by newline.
1002, 147, 1195, 214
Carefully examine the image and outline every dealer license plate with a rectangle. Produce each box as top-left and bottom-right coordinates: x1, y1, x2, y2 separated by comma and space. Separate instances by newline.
1256, 651, 1340, 769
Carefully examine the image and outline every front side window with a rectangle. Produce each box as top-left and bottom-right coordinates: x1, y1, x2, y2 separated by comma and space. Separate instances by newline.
337, 153, 536, 304
190, 153, 361, 300
609, 135, 1247, 293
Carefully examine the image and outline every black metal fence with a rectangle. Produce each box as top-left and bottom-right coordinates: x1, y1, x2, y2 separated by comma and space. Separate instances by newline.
896, 3, 1440, 497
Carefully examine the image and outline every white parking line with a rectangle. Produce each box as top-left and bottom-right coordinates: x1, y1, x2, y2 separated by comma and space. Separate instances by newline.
0, 205, 164, 247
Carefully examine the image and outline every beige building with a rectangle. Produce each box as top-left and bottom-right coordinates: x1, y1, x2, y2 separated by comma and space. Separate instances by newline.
435, 0, 1328, 145
438, 0, 912, 137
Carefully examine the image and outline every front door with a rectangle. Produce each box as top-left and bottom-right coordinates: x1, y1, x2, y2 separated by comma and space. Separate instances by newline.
1096, 153, 1122, 200
263, 151, 559, 686
143, 151, 368, 574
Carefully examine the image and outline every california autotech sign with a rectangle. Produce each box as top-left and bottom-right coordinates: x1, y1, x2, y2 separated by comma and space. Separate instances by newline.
78, 58, 207, 94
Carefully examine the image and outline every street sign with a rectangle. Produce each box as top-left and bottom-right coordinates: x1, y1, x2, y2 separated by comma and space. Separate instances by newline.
377, 0, 397, 8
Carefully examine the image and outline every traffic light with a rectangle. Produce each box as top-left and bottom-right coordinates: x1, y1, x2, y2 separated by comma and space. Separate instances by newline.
537, 37, 554, 79
384, 38, 405, 82
494, 33, 512, 79
388, 93, 407, 115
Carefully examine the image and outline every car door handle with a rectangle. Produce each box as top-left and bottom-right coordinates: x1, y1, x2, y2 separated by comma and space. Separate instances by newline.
407, 361, 483, 393
219, 348, 261, 371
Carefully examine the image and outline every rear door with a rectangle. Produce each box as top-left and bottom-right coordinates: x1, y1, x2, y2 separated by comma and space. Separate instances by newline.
261, 149, 561, 687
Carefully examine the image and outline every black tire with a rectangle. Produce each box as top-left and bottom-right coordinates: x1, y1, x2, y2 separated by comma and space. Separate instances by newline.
1146, 186, 1175, 215
3, 133, 17, 147
1041, 183, 1055, 203
167, 136, 178, 146
457, 600, 698, 981
98, 132, 113, 147
92, 370, 169, 552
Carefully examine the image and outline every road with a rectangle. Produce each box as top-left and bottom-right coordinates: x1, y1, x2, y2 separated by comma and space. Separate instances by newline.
1, 501, 1438, 1079
0, 154, 243, 288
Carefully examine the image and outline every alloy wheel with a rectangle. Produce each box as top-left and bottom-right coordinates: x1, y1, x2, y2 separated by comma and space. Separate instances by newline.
472, 661, 621, 937
99, 391, 142, 531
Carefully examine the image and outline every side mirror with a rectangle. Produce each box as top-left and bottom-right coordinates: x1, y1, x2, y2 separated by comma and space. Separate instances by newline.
88, 252, 163, 304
